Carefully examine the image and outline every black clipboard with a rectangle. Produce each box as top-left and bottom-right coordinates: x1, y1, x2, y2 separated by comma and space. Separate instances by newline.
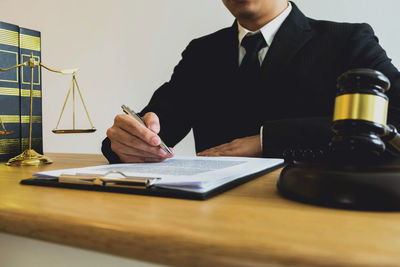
20, 163, 283, 200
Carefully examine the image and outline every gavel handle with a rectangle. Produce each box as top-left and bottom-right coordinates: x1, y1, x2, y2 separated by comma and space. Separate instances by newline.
382, 124, 400, 152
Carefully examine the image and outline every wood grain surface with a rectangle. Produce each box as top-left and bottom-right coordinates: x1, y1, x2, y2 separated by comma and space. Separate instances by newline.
0, 153, 399, 267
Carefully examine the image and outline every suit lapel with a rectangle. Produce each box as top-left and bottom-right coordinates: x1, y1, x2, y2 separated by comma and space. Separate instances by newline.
223, 22, 239, 73
261, 3, 314, 76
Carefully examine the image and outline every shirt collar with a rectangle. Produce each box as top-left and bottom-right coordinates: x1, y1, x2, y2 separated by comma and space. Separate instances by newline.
238, 1, 292, 46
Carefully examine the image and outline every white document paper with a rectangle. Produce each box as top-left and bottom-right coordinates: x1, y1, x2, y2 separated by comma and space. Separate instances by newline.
34, 156, 284, 193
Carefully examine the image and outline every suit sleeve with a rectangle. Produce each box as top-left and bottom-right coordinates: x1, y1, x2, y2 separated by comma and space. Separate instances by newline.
261, 117, 332, 158
345, 23, 400, 128
262, 23, 400, 158
101, 41, 200, 163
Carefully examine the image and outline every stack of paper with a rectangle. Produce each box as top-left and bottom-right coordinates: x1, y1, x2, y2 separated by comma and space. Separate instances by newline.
33, 156, 284, 193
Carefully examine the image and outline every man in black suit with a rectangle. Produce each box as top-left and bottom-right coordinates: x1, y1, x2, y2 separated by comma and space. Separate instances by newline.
102, 0, 400, 163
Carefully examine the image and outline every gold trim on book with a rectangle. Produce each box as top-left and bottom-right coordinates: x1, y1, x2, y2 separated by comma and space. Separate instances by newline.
333, 93, 388, 125
0, 115, 20, 123
21, 88, 41, 97
0, 87, 41, 97
0, 138, 20, 155
21, 137, 42, 147
0, 115, 42, 124
0, 28, 19, 47
22, 115, 42, 123
0, 49, 18, 83
0, 87, 19, 96
1, 138, 43, 158
20, 33, 40, 51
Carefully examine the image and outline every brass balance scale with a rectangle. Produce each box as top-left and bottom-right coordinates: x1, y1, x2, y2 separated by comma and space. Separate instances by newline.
0, 54, 96, 166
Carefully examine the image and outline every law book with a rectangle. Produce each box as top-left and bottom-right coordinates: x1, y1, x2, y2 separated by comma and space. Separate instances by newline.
21, 156, 284, 200
0, 21, 21, 161
0, 21, 43, 162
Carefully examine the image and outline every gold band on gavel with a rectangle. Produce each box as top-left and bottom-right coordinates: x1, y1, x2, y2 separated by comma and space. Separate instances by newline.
333, 93, 388, 125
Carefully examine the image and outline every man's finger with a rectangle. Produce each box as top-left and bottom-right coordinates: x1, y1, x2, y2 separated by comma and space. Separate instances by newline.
108, 127, 164, 156
198, 147, 223, 156
114, 114, 161, 146
143, 112, 160, 134
198, 136, 262, 157
112, 138, 170, 158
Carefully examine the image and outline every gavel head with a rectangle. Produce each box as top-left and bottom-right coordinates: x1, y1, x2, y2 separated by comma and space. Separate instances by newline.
330, 69, 391, 162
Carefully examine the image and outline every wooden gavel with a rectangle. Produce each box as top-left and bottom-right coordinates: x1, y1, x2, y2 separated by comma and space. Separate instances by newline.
330, 68, 400, 161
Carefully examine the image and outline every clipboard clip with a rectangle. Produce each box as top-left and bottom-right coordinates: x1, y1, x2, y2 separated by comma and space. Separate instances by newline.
59, 170, 161, 189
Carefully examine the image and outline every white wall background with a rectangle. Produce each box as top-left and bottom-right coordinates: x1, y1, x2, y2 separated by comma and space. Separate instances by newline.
0, 0, 399, 156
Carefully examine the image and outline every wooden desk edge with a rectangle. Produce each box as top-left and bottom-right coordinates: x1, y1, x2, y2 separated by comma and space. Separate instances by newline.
0, 207, 320, 267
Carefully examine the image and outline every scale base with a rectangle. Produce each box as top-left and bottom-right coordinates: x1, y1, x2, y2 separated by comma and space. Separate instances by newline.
6, 149, 53, 166
278, 161, 400, 211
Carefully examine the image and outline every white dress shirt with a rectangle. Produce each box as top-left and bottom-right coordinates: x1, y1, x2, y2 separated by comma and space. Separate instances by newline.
237, 2, 292, 66
236, 2, 292, 152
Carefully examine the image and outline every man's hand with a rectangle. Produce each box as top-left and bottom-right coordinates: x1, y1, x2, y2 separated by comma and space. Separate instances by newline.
197, 135, 262, 157
106, 112, 174, 163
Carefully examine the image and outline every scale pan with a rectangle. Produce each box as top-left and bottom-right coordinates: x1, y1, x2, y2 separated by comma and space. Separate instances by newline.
0, 130, 14, 136
52, 129, 96, 134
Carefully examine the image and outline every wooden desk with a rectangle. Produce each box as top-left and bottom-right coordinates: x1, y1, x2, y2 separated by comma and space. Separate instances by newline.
0, 153, 399, 267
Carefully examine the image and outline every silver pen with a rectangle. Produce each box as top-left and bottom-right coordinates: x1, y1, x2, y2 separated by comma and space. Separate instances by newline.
121, 105, 173, 155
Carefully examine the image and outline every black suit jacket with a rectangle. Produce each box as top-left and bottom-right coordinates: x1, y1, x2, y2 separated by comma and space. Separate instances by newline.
102, 3, 400, 163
